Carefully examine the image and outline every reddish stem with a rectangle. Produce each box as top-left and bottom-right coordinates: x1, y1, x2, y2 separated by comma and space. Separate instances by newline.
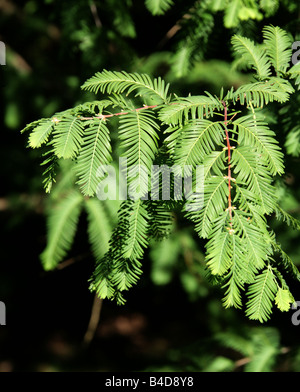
222, 101, 233, 228
80, 105, 158, 120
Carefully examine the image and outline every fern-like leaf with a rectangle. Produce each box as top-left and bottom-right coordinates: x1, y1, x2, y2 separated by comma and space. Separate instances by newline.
222, 235, 256, 309
76, 118, 112, 196
40, 191, 83, 270
145, 0, 174, 15
275, 287, 294, 312
121, 199, 149, 261
118, 109, 160, 197
52, 115, 84, 159
234, 210, 270, 270
40, 149, 58, 193
233, 79, 293, 106
91, 200, 150, 302
85, 198, 115, 261
145, 200, 173, 240
232, 114, 284, 176
274, 204, 300, 230
187, 176, 228, 238
246, 266, 278, 322
231, 35, 271, 79
158, 95, 223, 126
245, 328, 280, 371
231, 147, 276, 214
263, 25, 292, 74
172, 119, 224, 170
28, 119, 55, 148
82, 70, 170, 104
224, 0, 240, 28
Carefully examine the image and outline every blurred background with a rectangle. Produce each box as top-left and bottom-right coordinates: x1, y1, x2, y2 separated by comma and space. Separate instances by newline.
1, 0, 300, 372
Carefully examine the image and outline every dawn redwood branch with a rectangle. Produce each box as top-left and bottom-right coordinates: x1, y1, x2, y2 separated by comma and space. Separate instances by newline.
80, 105, 159, 120
222, 100, 234, 230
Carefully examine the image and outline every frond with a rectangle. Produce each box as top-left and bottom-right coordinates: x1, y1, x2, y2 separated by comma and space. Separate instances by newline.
221, 210, 273, 309
284, 127, 300, 156
170, 45, 194, 79
90, 200, 149, 302
271, 240, 300, 281
118, 109, 160, 197
145, 0, 174, 15
172, 120, 225, 170
263, 25, 292, 74
233, 78, 293, 107
245, 327, 280, 371
40, 149, 58, 193
187, 176, 228, 238
145, 200, 173, 240
73, 100, 113, 115
205, 228, 232, 276
21, 119, 46, 134
232, 114, 284, 176
163, 125, 182, 157
40, 191, 83, 270
231, 35, 271, 79
203, 150, 227, 180
233, 210, 270, 270
204, 210, 232, 275
111, 200, 149, 293
245, 265, 278, 323
84, 198, 114, 261
259, 0, 279, 17
215, 331, 253, 358
275, 287, 294, 312
231, 147, 276, 214
75, 118, 112, 196
233, 182, 264, 215
158, 94, 223, 126
52, 115, 85, 159
89, 252, 116, 300
122, 199, 149, 260
223, 0, 240, 29
274, 204, 300, 231
81, 69, 170, 104
28, 119, 55, 148
222, 235, 255, 309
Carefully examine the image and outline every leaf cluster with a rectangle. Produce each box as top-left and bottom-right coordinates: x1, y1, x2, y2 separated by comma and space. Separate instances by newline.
22, 25, 300, 321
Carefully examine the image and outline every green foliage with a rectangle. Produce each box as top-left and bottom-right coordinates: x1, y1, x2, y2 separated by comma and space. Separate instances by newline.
146, 0, 295, 78
40, 190, 83, 270
22, 24, 300, 323
145, 325, 292, 372
216, 327, 281, 372
262, 25, 292, 75
82, 70, 170, 104
145, 0, 174, 15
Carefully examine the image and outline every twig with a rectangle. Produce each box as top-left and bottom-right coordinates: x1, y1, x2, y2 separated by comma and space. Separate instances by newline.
89, 1, 102, 28
80, 104, 158, 121
83, 295, 103, 347
56, 252, 90, 270
222, 100, 234, 230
